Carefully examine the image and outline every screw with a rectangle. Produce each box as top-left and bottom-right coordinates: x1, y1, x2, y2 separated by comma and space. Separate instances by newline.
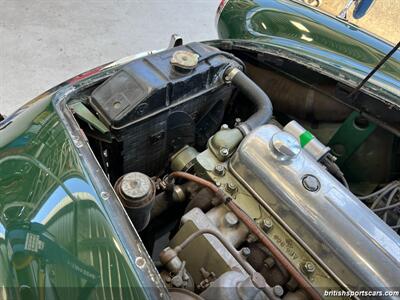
226, 182, 238, 194
224, 212, 239, 227
214, 164, 226, 176
301, 261, 316, 275
135, 257, 146, 269
219, 147, 229, 157
100, 191, 110, 200
241, 247, 251, 257
261, 218, 273, 232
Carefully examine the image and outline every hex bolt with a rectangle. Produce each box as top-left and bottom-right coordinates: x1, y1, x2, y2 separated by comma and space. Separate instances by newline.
273, 285, 284, 297
301, 261, 316, 275
214, 164, 226, 176
261, 218, 273, 232
226, 182, 238, 194
224, 212, 239, 227
241, 247, 251, 257
219, 147, 229, 158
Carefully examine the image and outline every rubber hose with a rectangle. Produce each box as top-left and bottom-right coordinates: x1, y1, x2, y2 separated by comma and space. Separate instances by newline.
226, 68, 273, 134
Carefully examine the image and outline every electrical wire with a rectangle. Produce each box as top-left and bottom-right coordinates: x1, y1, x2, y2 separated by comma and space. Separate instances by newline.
358, 181, 400, 233
358, 181, 399, 200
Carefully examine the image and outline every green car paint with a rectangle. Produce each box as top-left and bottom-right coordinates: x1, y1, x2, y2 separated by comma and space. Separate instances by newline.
0, 1, 399, 299
0, 75, 167, 299
216, 0, 399, 191
217, 0, 400, 107
328, 111, 377, 166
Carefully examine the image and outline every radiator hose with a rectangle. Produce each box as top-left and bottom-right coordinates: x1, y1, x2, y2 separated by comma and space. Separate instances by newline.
225, 67, 273, 134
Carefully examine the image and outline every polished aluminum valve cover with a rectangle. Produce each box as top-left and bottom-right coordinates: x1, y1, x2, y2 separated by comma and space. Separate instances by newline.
230, 124, 400, 292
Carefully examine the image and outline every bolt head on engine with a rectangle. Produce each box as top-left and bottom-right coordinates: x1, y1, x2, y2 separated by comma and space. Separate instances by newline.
214, 164, 226, 176
261, 218, 273, 232
301, 261, 316, 275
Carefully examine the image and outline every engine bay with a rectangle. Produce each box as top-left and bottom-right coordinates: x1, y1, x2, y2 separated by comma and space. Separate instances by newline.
69, 42, 400, 299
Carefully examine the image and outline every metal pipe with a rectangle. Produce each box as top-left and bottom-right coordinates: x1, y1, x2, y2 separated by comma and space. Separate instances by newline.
169, 171, 321, 300
174, 228, 279, 300
176, 228, 253, 277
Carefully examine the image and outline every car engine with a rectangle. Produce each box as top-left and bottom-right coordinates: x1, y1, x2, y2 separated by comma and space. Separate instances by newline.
73, 42, 400, 299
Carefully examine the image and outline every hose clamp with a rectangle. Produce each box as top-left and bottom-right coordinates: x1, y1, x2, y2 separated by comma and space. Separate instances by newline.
224, 67, 240, 83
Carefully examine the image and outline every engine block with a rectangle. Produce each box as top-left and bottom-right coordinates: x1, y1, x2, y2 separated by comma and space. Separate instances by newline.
170, 123, 400, 297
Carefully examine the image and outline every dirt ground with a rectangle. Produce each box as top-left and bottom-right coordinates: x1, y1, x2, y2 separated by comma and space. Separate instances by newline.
310, 0, 399, 44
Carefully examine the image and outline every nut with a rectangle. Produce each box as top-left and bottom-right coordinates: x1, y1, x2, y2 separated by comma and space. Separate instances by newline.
261, 218, 273, 232
241, 247, 251, 257
273, 285, 284, 297
301, 261, 316, 275
226, 182, 238, 194
219, 147, 229, 157
214, 164, 226, 176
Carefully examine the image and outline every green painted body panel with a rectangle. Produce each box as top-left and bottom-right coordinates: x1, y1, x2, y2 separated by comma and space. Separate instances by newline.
1, 1, 399, 296
328, 111, 377, 166
217, 0, 400, 106
0, 94, 149, 299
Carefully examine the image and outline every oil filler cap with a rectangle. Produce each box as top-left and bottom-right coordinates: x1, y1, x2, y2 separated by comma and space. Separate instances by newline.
271, 131, 301, 161
170, 50, 199, 73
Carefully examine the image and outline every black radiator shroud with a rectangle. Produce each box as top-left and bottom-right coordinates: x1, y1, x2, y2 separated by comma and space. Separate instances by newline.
90, 42, 241, 177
